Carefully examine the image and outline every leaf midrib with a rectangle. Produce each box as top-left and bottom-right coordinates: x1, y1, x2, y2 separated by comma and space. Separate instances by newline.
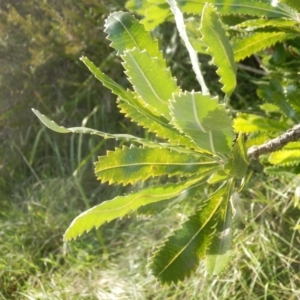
97, 161, 217, 172
126, 51, 167, 105
157, 192, 224, 278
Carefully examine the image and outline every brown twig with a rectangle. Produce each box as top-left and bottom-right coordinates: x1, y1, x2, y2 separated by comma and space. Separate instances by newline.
247, 124, 300, 159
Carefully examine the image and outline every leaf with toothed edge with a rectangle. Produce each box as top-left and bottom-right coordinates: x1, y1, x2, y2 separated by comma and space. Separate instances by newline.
117, 95, 196, 149
80, 56, 134, 103
127, 0, 297, 31
122, 48, 179, 120
94, 145, 219, 185
80, 56, 195, 149
235, 18, 298, 30
200, 3, 236, 97
233, 32, 296, 62
150, 181, 230, 284
264, 165, 300, 178
31, 109, 165, 148
104, 11, 166, 67
269, 150, 300, 166
178, 0, 297, 19
171, 91, 234, 154
233, 113, 289, 133
64, 177, 207, 241
206, 179, 233, 275
137, 182, 200, 216
140, 3, 171, 30
279, 0, 300, 12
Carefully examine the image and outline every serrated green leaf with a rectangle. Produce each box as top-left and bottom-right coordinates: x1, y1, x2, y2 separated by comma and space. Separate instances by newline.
257, 79, 299, 123
207, 169, 231, 184
207, 139, 248, 183
264, 165, 300, 178
278, 0, 300, 12
283, 141, 300, 149
126, 1, 171, 31
260, 103, 280, 113
179, 0, 296, 19
117, 97, 196, 148
32, 109, 70, 133
206, 183, 233, 275
140, 4, 172, 30
245, 132, 270, 149
233, 113, 289, 133
235, 18, 298, 30
150, 181, 229, 284
126, 0, 161, 14
64, 177, 204, 241
271, 92, 299, 122
125, 0, 144, 12
104, 11, 166, 67
122, 48, 178, 119
136, 197, 176, 216
286, 85, 300, 115
79, 56, 194, 149
171, 91, 234, 154
233, 32, 296, 62
200, 3, 236, 97
230, 192, 245, 229
127, 0, 297, 31
232, 134, 249, 179
80, 56, 142, 111
186, 19, 209, 55
269, 149, 300, 166
31, 109, 163, 148
95, 146, 218, 185
137, 182, 199, 216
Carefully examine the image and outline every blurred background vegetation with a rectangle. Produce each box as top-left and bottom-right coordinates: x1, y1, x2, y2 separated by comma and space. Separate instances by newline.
1, 0, 300, 299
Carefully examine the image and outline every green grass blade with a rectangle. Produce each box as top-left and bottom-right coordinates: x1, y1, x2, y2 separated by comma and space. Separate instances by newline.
64, 177, 203, 241
200, 3, 236, 97
150, 181, 230, 284
95, 145, 219, 185
122, 48, 178, 120
171, 91, 233, 154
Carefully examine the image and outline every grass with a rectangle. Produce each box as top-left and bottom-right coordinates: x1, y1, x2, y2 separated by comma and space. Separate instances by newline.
1, 169, 300, 299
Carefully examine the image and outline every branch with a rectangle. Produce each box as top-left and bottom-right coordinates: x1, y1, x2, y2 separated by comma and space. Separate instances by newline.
247, 123, 300, 159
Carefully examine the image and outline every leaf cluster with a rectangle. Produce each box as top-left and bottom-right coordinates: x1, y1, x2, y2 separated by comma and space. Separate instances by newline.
33, 0, 300, 284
